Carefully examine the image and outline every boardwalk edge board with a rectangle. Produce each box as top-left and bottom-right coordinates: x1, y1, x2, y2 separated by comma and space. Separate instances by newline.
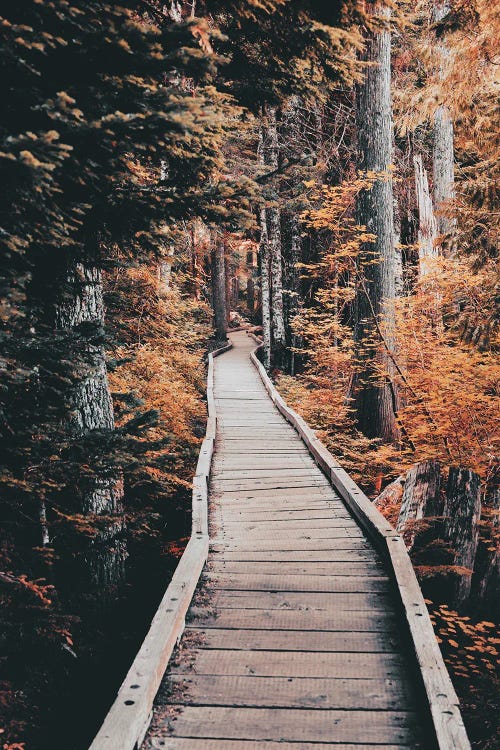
88, 341, 232, 750
248, 332, 471, 750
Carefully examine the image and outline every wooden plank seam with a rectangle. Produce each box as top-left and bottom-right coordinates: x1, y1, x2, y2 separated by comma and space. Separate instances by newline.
248, 334, 471, 750
88, 341, 233, 750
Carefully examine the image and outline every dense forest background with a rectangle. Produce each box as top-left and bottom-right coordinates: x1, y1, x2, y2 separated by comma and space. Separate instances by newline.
0, 1, 498, 749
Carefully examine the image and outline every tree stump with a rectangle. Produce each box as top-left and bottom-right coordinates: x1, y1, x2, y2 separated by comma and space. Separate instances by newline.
397, 460, 442, 550
472, 482, 499, 620
444, 467, 481, 608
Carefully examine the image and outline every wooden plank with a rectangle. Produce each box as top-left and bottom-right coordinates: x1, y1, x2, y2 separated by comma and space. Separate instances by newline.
170, 649, 405, 680
184, 627, 397, 653
149, 740, 411, 750
211, 527, 364, 541
210, 549, 378, 562
210, 538, 372, 552
207, 561, 384, 575
192, 590, 392, 612
187, 606, 397, 632
165, 673, 412, 709
213, 518, 359, 530
153, 706, 418, 744
201, 573, 390, 593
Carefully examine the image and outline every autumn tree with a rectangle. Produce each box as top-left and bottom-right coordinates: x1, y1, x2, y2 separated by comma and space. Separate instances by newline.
352, 3, 400, 442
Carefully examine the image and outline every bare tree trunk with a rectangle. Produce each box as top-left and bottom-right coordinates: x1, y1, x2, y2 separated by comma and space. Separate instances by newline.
261, 105, 286, 368
353, 4, 399, 443
414, 154, 438, 276
432, 1, 455, 243
397, 460, 442, 549
286, 213, 302, 375
55, 261, 126, 594
268, 204, 286, 367
211, 237, 227, 341
444, 467, 481, 608
259, 207, 271, 369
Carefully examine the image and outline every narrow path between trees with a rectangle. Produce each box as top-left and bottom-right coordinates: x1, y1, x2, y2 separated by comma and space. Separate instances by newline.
142, 331, 431, 748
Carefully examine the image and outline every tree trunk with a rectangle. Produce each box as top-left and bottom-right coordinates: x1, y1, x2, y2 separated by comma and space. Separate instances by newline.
268, 204, 286, 367
353, 4, 399, 443
397, 460, 442, 549
432, 0, 455, 243
285, 213, 302, 375
211, 237, 227, 341
157, 244, 175, 296
414, 154, 438, 276
472, 483, 500, 619
259, 207, 272, 369
224, 251, 232, 326
55, 261, 126, 594
261, 105, 286, 369
444, 466, 481, 608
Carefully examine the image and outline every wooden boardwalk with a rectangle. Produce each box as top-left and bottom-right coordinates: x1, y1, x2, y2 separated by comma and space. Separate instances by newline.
143, 332, 431, 749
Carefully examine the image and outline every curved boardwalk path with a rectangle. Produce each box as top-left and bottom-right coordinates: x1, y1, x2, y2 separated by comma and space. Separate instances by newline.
143, 332, 430, 749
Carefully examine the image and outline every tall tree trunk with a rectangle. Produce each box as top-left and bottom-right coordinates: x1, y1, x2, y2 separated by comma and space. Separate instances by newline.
432, 0, 455, 243
268, 204, 286, 367
261, 105, 286, 368
286, 213, 302, 375
259, 207, 271, 369
55, 260, 126, 595
414, 154, 438, 276
353, 4, 399, 443
211, 237, 227, 341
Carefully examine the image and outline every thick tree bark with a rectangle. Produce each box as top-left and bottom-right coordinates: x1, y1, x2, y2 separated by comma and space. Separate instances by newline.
414, 154, 438, 276
55, 261, 126, 593
444, 466, 481, 608
397, 460, 442, 549
432, 1, 455, 242
211, 237, 227, 341
353, 4, 399, 443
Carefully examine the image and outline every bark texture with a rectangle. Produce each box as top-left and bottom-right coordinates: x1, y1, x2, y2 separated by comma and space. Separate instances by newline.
260, 105, 286, 369
259, 206, 272, 369
432, 0, 455, 241
414, 154, 438, 276
472, 484, 500, 619
397, 460, 442, 550
444, 466, 481, 607
55, 261, 126, 593
353, 4, 399, 443
286, 213, 302, 375
211, 237, 227, 340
